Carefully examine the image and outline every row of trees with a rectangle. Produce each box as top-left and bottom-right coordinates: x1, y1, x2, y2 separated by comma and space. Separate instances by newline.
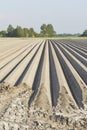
0, 24, 56, 37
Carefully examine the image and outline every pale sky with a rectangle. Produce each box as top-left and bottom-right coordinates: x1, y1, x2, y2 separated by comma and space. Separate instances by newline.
0, 0, 87, 34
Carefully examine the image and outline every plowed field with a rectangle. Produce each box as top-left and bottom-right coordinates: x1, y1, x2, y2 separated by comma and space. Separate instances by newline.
0, 38, 87, 130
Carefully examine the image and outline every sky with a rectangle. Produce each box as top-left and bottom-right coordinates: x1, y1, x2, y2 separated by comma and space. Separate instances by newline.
0, 0, 87, 34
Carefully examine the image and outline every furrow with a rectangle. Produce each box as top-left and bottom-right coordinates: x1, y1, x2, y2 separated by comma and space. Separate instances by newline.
58, 42, 87, 67
28, 41, 46, 106
54, 41, 87, 85
21, 41, 45, 87
52, 40, 84, 108
4, 42, 42, 86
61, 41, 87, 59
0, 42, 39, 83
49, 40, 78, 108
0, 41, 37, 70
48, 41, 60, 107
67, 40, 87, 53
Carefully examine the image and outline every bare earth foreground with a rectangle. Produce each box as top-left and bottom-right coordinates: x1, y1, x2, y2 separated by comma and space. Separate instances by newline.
0, 38, 87, 130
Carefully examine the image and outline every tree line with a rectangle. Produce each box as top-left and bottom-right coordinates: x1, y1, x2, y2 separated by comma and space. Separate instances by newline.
0, 24, 56, 37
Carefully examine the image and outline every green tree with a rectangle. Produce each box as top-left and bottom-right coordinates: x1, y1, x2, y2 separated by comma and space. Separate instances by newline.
7, 24, 14, 37
40, 24, 47, 36
40, 24, 56, 37
82, 30, 87, 36
0, 30, 7, 37
13, 26, 24, 37
23, 28, 29, 37
29, 28, 35, 37
46, 24, 56, 37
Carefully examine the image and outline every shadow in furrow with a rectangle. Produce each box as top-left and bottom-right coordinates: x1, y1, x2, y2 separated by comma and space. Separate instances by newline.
14, 43, 43, 86
0, 44, 39, 83
61, 42, 87, 59
51, 40, 84, 109
68, 40, 87, 52
48, 41, 60, 107
54, 40, 87, 85
28, 42, 46, 107
0, 43, 33, 70
57, 42, 87, 67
